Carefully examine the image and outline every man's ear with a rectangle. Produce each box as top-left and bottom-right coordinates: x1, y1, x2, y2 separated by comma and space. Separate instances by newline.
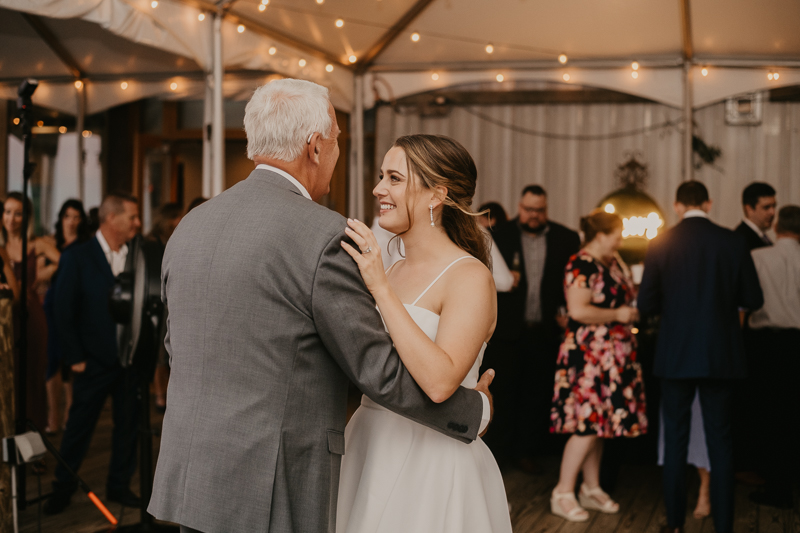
702, 199, 713, 213
306, 133, 321, 164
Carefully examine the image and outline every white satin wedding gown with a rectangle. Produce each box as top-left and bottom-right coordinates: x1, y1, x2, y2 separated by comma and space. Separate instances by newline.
336, 257, 513, 533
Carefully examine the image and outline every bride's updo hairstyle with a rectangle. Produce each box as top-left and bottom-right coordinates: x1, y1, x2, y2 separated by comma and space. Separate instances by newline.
579, 208, 622, 245
393, 134, 490, 269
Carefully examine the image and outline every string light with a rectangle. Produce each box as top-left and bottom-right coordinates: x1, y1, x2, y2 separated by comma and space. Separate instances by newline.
349, 55, 357, 63
58, 126, 67, 134
198, 13, 205, 21
411, 32, 420, 42
768, 71, 780, 80
74, 80, 83, 89
632, 61, 639, 70
316, 0, 324, 4
237, 24, 245, 33
258, 4, 266, 11
269, 46, 277, 55
170, 82, 178, 90
82, 130, 92, 138
604, 203, 615, 214
485, 44, 494, 54
631, 71, 639, 79
563, 73, 570, 81
335, 19, 344, 28
37, 120, 44, 127
701, 67, 708, 77
558, 54, 568, 64
326, 64, 334, 72
496, 74, 504, 82
768, 72, 774, 80
261, 0, 269, 4
151, 0, 158, 8
121, 81, 128, 89
432, 72, 439, 80
298, 59, 306, 67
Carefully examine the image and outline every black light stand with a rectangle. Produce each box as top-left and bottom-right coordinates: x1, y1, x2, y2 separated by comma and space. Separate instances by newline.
14, 78, 39, 511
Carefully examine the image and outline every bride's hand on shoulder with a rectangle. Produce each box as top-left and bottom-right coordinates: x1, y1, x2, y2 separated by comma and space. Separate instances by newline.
341, 218, 389, 295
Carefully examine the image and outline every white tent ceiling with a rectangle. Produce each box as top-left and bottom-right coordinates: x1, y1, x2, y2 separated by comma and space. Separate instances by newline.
1, 0, 799, 116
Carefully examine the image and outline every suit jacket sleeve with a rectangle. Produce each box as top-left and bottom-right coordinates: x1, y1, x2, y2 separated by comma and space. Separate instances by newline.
54, 249, 84, 366
739, 243, 764, 310
637, 240, 662, 317
311, 230, 483, 443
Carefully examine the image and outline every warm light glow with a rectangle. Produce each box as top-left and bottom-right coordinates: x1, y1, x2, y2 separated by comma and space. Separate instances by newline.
258, 4, 266, 11
604, 203, 615, 214
773, 72, 780, 80
198, 13, 205, 21
74, 80, 83, 89
768, 72, 774, 80
432, 72, 439, 81
558, 54, 568, 64
121, 81, 128, 89
37, 121, 44, 127
622, 212, 663, 240
261, 0, 269, 4
13, 118, 20, 125
335, 19, 344, 28
631, 327, 639, 334
316, 0, 324, 3
563, 73, 570, 81
485, 44, 494, 54
349, 55, 357, 63
411, 32, 420, 42
82, 130, 92, 138
631, 61, 639, 70
269, 46, 277, 55
170, 82, 178, 90
496, 74, 504, 82
298, 59, 306, 67
631, 71, 639, 79
58, 126, 67, 134
151, 0, 158, 8
237, 24, 245, 33
701, 67, 708, 77
326, 64, 334, 72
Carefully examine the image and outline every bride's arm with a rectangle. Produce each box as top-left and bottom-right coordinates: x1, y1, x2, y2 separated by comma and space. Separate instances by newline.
342, 219, 496, 403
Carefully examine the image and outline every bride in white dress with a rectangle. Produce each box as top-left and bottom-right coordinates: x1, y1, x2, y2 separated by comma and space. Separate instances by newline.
337, 134, 513, 533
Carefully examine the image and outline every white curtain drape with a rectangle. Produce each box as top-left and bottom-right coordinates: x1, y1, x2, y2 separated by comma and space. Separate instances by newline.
376, 99, 800, 232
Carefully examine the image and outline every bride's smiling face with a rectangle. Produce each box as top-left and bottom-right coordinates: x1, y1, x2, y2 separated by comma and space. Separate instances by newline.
374, 146, 429, 234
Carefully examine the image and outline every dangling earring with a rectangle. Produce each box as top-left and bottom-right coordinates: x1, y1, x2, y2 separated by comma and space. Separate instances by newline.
429, 205, 435, 227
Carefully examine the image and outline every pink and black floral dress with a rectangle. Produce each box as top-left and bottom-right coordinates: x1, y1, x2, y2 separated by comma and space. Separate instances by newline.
550, 250, 648, 438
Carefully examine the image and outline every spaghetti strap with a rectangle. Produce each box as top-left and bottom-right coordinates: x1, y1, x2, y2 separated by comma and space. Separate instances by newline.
411, 256, 475, 306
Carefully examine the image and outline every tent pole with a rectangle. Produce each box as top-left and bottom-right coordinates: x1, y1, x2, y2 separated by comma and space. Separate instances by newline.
211, 10, 225, 197
76, 80, 86, 201
682, 61, 693, 182
202, 74, 213, 198
348, 74, 365, 220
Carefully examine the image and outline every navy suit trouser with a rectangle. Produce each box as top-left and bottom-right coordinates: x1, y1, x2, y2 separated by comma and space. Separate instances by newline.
661, 378, 734, 533
53, 361, 139, 495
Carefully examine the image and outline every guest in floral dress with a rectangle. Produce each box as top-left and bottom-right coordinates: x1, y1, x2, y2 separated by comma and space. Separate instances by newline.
549, 209, 647, 522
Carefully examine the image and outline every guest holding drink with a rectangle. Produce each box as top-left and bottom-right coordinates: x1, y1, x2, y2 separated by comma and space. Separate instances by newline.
550, 209, 647, 522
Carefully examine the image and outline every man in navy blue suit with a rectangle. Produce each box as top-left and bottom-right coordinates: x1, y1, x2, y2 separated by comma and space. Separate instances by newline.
44, 192, 142, 515
638, 181, 763, 533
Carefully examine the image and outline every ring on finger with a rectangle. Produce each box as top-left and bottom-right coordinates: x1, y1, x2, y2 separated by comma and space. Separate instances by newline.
363, 247, 372, 254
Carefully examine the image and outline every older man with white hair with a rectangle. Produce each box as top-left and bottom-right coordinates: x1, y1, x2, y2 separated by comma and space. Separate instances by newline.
147, 79, 493, 533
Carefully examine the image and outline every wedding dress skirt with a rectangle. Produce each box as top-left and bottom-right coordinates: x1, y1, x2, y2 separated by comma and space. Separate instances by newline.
336, 302, 512, 533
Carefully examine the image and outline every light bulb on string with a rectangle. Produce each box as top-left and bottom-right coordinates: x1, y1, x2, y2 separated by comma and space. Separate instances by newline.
258, 4, 266, 11
59, 126, 67, 134
326, 64, 334, 72
485, 44, 494, 54
74, 80, 83, 89
121, 81, 128, 89
170, 82, 178, 91
298, 59, 306, 67
411, 32, 420, 42
261, 0, 269, 4
558, 54, 568, 64
335, 19, 344, 28
773, 72, 780, 80
198, 13, 205, 21
316, 0, 324, 4
631, 71, 639, 79
563, 73, 570, 81
349, 55, 357, 63
269, 46, 277, 55
237, 24, 245, 33
432, 72, 439, 81
632, 61, 639, 70
151, 0, 158, 8
768, 72, 774, 80
12, 118, 19, 125
701, 67, 708, 76
496, 74, 504, 82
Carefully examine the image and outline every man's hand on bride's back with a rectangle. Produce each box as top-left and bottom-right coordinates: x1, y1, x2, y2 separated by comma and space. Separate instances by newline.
341, 218, 390, 294
475, 369, 495, 437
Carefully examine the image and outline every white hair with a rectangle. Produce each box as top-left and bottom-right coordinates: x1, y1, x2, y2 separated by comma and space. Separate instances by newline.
244, 79, 332, 162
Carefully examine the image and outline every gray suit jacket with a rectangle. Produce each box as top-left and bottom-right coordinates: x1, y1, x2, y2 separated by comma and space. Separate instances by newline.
148, 169, 483, 533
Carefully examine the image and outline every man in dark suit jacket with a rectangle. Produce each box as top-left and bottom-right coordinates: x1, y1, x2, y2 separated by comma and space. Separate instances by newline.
734, 182, 776, 251
482, 185, 580, 469
44, 193, 143, 515
638, 181, 763, 533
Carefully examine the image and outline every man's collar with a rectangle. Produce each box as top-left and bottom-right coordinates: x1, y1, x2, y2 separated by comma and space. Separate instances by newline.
682, 209, 709, 220
518, 220, 550, 236
255, 164, 312, 200
96, 228, 127, 255
742, 217, 766, 238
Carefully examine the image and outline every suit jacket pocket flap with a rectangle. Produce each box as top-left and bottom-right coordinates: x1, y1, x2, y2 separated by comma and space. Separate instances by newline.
327, 430, 345, 455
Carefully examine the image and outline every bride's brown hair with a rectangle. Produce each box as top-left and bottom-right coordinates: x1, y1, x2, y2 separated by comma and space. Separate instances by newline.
392, 134, 490, 269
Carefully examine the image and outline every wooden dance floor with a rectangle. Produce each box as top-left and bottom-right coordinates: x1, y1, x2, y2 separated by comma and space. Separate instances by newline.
18, 398, 799, 533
